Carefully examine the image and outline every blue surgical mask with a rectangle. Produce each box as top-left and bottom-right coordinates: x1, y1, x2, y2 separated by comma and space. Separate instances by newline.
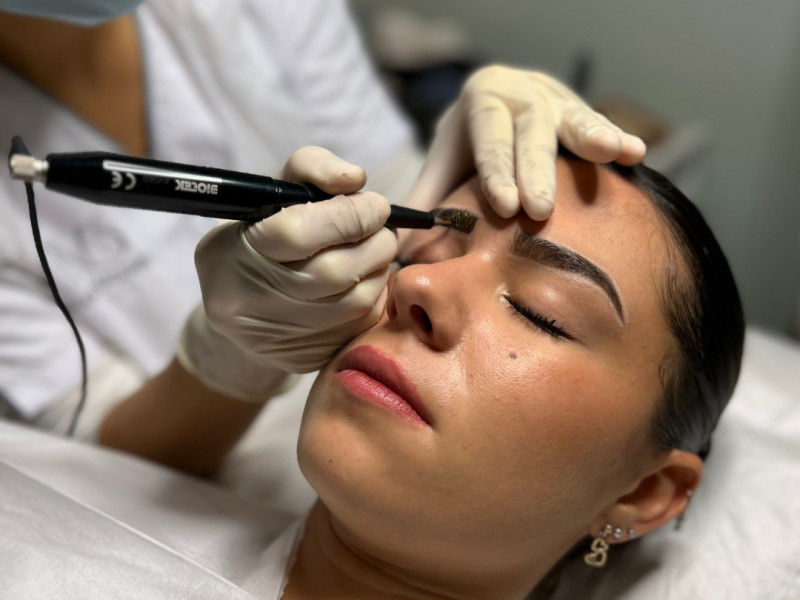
0, 0, 145, 26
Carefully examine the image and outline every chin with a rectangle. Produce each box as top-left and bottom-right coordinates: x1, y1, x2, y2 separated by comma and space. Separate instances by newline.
298, 371, 390, 508
298, 370, 438, 532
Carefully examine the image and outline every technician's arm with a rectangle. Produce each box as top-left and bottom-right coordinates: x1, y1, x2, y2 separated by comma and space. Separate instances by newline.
99, 147, 393, 473
97, 359, 264, 476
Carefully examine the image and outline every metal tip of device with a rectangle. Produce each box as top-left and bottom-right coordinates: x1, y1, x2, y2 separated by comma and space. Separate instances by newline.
432, 208, 478, 234
9, 154, 48, 183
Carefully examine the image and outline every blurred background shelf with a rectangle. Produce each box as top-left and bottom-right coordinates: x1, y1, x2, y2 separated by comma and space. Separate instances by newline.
352, 0, 800, 339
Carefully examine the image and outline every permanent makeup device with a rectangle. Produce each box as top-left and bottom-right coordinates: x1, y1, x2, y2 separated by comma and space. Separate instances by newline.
8, 139, 477, 233
6, 136, 474, 438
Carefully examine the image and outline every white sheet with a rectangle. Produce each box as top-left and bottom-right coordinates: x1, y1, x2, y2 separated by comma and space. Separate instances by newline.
0, 420, 305, 599
1, 326, 798, 598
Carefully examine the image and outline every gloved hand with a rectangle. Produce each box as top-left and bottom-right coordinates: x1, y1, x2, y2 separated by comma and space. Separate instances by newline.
405, 65, 647, 221
177, 147, 396, 401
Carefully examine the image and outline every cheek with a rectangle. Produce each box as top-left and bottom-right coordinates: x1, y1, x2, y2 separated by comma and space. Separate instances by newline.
298, 364, 440, 509
475, 352, 598, 470
448, 337, 652, 514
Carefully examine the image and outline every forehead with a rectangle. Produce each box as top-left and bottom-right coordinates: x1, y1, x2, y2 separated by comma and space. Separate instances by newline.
438, 158, 673, 333
540, 159, 668, 272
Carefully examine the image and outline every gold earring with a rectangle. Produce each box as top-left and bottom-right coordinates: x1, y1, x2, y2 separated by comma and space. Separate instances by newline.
584, 524, 613, 568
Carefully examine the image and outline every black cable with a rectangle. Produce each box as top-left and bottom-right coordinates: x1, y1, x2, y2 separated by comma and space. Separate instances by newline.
11, 136, 88, 437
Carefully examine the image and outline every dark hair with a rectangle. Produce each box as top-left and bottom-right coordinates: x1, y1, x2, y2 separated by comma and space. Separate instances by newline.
530, 154, 746, 600
603, 160, 745, 459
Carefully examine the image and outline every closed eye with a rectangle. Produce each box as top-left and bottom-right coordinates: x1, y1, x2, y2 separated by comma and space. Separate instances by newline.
505, 295, 571, 340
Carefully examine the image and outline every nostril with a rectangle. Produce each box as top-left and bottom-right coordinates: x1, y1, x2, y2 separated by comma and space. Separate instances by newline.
410, 305, 432, 332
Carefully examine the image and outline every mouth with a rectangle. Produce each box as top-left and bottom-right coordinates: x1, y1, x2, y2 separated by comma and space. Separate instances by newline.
335, 345, 431, 426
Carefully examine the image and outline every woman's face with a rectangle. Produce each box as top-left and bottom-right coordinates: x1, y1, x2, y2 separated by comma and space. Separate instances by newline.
298, 158, 676, 577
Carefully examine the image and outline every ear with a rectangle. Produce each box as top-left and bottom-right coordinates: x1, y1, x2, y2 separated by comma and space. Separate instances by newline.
588, 449, 703, 542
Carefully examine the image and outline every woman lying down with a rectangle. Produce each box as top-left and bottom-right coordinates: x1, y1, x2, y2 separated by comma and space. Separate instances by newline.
7, 148, 744, 599
279, 153, 743, 599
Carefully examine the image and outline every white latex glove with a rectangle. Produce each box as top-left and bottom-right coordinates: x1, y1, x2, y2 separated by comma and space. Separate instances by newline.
405, 65, 647, 221
177, 147, 396, 400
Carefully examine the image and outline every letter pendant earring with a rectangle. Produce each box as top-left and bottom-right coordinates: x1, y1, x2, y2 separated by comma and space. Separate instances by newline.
584, 524, 613, 568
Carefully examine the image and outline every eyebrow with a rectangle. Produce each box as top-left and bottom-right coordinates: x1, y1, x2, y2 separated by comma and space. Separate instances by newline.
510, 228, 625, 324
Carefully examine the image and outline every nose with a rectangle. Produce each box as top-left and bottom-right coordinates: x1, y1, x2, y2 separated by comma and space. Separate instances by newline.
385, 258, 473, 351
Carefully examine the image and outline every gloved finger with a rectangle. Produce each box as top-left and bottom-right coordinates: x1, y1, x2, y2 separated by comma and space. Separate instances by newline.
283, 228, 397, 299
615, 134, 647, 166
586, 112, 647, 165
557, 106, 623, 163
250, 228, 396, 301
224, 266, 391, 332
280, 145, 367, 196
514, 104, 558, 220
246, 191, 391, 263
584, 112, 647, 165
558, 106, 646, 165
468, 94, 519, 218
239, 284, 390, 373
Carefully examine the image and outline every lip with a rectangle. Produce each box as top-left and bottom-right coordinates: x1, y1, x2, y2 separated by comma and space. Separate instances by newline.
334, 345, 431, 426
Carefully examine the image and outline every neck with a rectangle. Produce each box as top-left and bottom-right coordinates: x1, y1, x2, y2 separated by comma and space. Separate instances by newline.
0, 11, 148, 155
283, 502, 540, 600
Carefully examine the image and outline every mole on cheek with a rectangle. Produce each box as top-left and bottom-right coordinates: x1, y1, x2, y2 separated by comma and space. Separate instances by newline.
509, 352, 517, 359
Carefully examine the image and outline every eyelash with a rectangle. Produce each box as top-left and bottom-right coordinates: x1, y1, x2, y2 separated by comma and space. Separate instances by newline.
505, 295, 570, 340
395, 261, 570, 340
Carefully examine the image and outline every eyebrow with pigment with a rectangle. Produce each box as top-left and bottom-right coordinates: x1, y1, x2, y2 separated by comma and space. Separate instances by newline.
510, 229, 625, 323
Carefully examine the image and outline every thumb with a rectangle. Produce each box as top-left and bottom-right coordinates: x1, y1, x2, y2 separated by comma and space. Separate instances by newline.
280, 146, 367, 196
246, 191, 392, 263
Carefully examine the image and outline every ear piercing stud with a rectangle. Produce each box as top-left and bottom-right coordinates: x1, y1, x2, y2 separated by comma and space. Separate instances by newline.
584, 523, 637, 568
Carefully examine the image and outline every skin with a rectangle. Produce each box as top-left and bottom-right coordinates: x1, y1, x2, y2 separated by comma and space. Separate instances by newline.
0, 11, 148, 156
287, 158, 701, 600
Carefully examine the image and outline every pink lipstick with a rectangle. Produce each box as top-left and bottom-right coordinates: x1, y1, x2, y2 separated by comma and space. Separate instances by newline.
334, 345, 430, 426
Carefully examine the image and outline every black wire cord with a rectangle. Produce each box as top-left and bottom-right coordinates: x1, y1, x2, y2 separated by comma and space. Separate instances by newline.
11, 136, 88, 437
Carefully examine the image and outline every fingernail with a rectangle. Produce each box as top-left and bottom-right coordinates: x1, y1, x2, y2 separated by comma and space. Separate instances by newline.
495, 184, 519, 218
586, 126, 620, 149
527, 194, 554, 221
625, 135, 647, 156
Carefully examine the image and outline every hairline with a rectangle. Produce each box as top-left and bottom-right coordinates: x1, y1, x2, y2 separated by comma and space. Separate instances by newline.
591, 159, 703, 457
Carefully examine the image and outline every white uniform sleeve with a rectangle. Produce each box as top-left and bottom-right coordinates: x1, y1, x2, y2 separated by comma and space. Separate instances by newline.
0, 254, 102, 420
0, 64, 208, 423
28, 351, 146, 441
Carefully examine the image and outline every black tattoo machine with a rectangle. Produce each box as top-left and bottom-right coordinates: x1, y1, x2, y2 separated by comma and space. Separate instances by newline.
8, 138, 476, 233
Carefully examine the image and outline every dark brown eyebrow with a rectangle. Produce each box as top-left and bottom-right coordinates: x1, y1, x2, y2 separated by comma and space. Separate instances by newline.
510, 228, 625, 324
